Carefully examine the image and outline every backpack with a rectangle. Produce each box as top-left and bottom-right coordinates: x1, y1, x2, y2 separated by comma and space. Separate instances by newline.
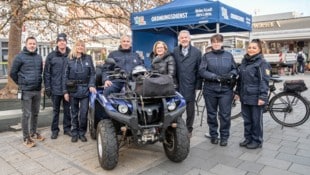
297, 53, 304, 62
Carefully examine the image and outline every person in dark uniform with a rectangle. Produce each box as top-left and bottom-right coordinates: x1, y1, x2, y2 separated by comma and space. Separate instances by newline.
44, 33, 72, 139
150, 41, 176, 86
102, 35, 143, 95
63, 40, 96, 143
199, 34, 238, 146
173, 30, 202, 138
235, 39, 271, 149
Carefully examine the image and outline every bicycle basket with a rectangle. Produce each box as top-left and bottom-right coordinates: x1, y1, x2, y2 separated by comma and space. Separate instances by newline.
283, 80, 308, 92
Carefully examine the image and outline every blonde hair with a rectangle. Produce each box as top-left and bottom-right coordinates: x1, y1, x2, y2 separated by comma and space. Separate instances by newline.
152, 41, 168, 55
69, 40, 85, 59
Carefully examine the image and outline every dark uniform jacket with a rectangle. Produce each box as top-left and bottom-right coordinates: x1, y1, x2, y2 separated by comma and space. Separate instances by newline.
63, 54, 95, 98
102, 47, 143, 83
10, 47, 42, 91
173, 45, 202, 102
236, 53, 271, 105
44, 47, 70, 95
151, 52, 177, 86
199, 49, 238, 91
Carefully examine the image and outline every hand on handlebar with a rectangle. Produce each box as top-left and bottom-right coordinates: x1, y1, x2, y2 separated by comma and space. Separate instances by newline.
104, 80, 113, 88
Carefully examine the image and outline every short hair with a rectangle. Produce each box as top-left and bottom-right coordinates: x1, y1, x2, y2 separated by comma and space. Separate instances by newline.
178, 30, 191, 39
152, 41, 168, 55
25, 36, 36, 43
210, 34, 224, 43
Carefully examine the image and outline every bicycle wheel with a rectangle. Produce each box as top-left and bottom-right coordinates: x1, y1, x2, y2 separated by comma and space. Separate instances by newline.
269, 92, 310, 127
231, 98, 242, 119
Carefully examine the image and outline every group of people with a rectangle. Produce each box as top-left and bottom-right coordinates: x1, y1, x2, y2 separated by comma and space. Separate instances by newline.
10, 30, 271, 150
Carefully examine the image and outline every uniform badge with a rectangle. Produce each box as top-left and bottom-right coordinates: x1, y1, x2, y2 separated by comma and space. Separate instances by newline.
133, 59, 137, 63
265, 69, 270, 75
85, 62, 89, 66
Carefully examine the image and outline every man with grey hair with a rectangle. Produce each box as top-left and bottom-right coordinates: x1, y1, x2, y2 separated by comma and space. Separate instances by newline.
173, 30, 202, 138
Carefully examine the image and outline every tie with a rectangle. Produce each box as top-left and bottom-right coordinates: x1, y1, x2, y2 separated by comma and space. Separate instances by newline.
182, 47, 188, 56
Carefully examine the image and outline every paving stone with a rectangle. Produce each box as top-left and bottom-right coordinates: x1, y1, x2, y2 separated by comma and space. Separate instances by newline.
184, 168, 215, 175
278, 146, 298, 155
260, 166, 300, 175
297, 143, 310, 151
296, 149, 310, 158
0, 157, 18, 175
237, 160, 264, 173
289, 163, 310, 175
279, 140, 299, 148
239, 152, 260, 162
277, 152, 310, 166
156, 160, 193, 175
55, 167, 81, 175
137, 167, 173, 175
210, 164, 247, 175
256, 156, 291, 170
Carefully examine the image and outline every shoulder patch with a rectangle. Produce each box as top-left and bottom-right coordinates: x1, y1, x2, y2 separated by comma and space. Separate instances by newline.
265, 69, 270, 75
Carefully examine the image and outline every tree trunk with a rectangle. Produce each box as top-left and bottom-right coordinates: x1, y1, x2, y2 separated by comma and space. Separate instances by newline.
0, 0, 23, 99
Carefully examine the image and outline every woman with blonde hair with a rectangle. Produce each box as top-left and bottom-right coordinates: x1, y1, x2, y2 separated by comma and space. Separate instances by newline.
150, 41, 176, 86
63, 40, 96, 143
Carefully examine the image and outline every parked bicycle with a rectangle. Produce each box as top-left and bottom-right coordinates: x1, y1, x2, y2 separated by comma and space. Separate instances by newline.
231, 76, 310, 127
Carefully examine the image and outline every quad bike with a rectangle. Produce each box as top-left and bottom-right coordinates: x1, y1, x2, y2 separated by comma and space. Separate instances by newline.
88, 59, 189, 170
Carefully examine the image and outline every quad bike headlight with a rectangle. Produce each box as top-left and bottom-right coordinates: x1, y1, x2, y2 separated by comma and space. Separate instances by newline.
167, 101, 177, 111
117, 104, 128, 114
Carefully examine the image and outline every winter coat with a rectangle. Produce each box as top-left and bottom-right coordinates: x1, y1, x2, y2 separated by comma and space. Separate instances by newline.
63, 54, 95, 98
199, 49, 238, 91
44, 47, 70, 95
102, 46, 143, 83
173, 45, 202, 102
236, 53, 271, 105
151, 52, 177, 86
10, 47, 42, 91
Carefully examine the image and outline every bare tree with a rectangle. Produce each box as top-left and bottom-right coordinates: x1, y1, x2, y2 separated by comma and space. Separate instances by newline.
0, 0, 170, 99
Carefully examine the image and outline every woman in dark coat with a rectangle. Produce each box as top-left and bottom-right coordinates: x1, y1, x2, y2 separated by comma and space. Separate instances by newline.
63, 40, 96, 143
151, 41, 176, 86
235, 39, 271, 149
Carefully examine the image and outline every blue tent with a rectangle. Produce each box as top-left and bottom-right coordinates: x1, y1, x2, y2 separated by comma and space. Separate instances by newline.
130, 0, 252, 68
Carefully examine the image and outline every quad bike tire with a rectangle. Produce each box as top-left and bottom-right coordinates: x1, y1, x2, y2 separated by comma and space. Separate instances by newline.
97, 119, 118, 170
163, 117, 190, 162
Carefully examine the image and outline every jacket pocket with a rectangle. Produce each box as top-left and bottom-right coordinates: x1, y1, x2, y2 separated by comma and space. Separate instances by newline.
246, 85, 259, 95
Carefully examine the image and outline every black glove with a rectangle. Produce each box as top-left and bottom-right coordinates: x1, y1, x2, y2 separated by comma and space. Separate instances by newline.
220, 74, 233, 81
45, 88, 52, 97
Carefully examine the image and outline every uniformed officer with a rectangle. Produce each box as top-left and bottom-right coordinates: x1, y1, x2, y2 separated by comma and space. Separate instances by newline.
235, 39, 271, 149
63, 40, 96, 143
199, 34, 238, 146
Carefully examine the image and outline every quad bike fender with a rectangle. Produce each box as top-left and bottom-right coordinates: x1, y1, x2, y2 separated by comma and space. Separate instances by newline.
162, 105, 186, 130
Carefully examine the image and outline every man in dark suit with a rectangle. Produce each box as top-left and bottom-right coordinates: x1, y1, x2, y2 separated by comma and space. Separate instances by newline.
173, 30, 202, 138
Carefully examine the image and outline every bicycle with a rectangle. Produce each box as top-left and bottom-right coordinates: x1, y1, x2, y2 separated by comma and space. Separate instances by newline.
231, 76, 310, 127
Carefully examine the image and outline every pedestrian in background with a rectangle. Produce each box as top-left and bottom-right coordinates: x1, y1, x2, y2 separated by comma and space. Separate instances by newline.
296, 48, 307, 74
44, 33, 72, 139
235, 39, 271, 149
10, 36, 45, 148
173, 30, 202, 138
63, 40, 96, 143
199, 34, 238, 146
150, 41, 176, 86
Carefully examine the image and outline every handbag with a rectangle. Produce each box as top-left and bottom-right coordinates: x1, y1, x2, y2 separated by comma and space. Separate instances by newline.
66, 80, 77, 93
135, 73, 175, 97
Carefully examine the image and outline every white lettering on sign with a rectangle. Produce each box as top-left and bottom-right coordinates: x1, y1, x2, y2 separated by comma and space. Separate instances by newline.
151, 12, 188, 22
230, 13, 244, 22
195, 7, 213, 17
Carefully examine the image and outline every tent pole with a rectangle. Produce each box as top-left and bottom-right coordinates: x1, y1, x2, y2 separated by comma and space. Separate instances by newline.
216, 23, 219, 33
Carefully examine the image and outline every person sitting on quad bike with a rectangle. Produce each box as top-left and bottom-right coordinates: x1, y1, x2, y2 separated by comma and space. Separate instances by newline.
101, 35, 143, 96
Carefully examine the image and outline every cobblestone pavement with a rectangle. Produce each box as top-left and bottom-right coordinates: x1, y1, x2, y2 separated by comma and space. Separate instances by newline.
1, 74, 310, 175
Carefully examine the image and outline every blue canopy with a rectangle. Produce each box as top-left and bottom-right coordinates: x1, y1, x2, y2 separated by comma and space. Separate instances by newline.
130, 0, 252, 68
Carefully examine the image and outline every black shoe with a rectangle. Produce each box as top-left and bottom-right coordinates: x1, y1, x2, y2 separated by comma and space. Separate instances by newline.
210, 138, 219, 144
51, 133, 58, 139
71, 136, 78, 143
64, 131, 72, 137
246, 142, 262, 149
79, 135, 87, 142
220, 140, 228, 146
239, 139, 251, 147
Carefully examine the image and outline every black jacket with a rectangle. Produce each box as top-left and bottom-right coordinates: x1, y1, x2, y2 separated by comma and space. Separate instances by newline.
151, 52, 177, 86
63, 54, 95, 98
199, 49, 238, 91
44, 47, 70, 95
102, 46, 143, 83
173, 45, 202, 102
10, 47, 42, 91
236, 53, 271, 105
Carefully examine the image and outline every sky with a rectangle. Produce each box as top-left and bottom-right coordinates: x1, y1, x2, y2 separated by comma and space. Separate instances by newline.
219, 0, 310, 17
